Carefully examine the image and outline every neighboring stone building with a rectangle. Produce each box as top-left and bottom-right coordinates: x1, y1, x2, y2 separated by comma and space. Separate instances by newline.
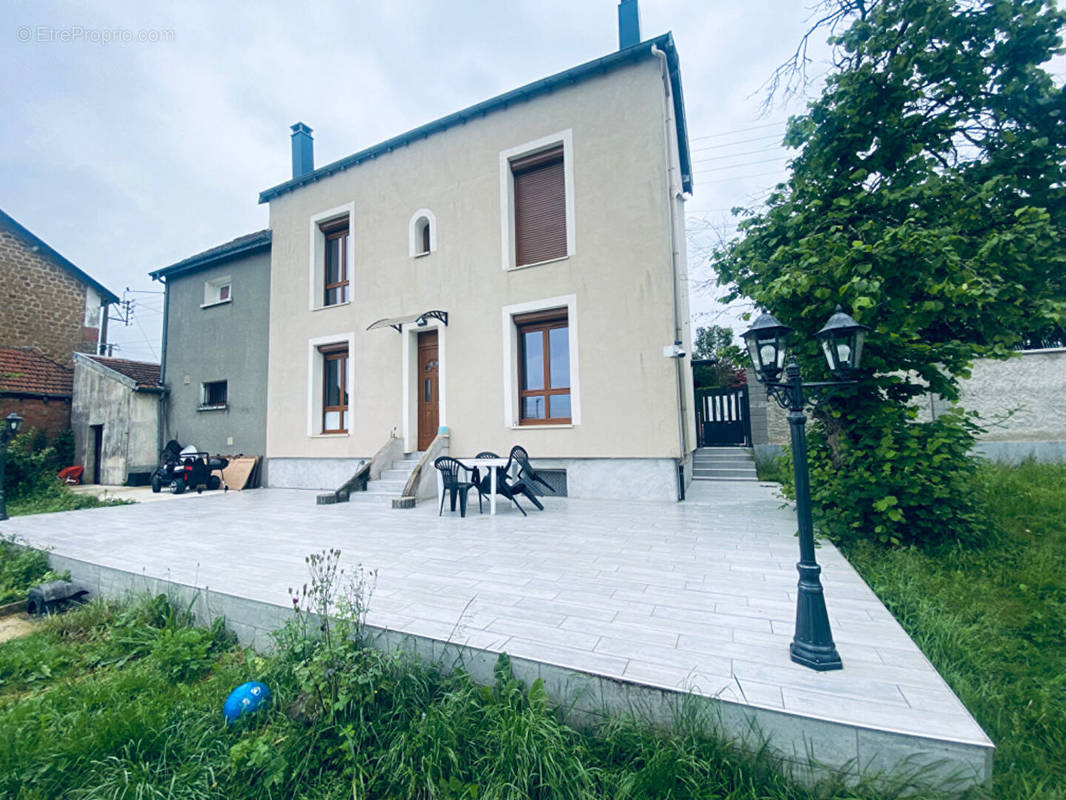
149, 230, 272, 456
0, 346, 74, 439
0, 208, 119, 367
71, 354, 163, 484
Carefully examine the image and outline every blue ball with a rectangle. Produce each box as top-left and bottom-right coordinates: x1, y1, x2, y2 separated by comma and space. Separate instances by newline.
222, 681, 271, 724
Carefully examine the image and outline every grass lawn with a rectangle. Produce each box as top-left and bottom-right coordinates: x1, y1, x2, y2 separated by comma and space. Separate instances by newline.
0, 593, 915, 800
5, 483, 129, 517
844, 462, 1066, 800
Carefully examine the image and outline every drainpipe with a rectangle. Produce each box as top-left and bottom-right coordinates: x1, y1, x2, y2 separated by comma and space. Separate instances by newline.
652, 44, 690, 500
155, 275, 170, 456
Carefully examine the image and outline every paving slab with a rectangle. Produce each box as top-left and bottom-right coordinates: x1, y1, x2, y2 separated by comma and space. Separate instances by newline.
1, 479, 993, 790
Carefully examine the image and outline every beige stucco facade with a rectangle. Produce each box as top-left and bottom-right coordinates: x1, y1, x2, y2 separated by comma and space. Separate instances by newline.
263, 57, 695, 495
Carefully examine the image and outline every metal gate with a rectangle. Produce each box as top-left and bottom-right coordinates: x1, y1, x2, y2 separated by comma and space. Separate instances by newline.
696, 386, 751, 446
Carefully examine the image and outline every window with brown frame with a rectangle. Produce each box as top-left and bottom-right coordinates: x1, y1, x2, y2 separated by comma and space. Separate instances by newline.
516, 309, 571, 424
321, 217, 350, 306
511, 145, 566, 267
320, 345, 349, 433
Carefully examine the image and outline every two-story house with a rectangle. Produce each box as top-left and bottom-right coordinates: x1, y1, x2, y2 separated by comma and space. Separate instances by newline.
258, 6, 696, 500
149, 230, 272, 456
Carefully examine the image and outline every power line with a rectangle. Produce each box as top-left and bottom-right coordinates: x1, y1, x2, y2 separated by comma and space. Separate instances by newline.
693, 156, 790, 175
692, 133, 784, 153
690, 122, 785, 141
693, 145, 786, 164
697, 169, 791, 185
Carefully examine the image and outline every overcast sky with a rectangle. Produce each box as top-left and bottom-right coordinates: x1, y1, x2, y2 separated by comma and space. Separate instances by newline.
2, 0, 837, 362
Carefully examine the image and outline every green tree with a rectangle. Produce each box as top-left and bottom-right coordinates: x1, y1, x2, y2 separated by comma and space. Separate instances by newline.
692, 325, 746, 387
713, 0, 1065, 546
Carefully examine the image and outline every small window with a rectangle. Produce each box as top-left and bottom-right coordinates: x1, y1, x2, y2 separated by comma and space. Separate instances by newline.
320, 345, 349, 433
321, 217, 350, 306
416, 217, 431, 255
203, 276, 232, 306
516, 309, 571, 424
511, 145, 566, 267
200, 380, 228, 410
408, 209, 437, 257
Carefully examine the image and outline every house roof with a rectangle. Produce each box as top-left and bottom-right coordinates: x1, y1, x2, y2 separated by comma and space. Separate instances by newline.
258, 33, 692, 203
0, 347, 74, 398
149, 229, 272, 281
0, 208, 120, 304
85, 356, 162, 390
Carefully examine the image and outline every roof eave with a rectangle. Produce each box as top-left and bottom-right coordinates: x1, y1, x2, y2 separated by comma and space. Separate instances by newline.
149, 234, 272, 281
258, 33, 691, 202
0, 209, 120, 304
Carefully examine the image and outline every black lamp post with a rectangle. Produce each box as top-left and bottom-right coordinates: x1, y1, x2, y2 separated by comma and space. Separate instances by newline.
743, 306, 868, 671
0, 412, 25, 521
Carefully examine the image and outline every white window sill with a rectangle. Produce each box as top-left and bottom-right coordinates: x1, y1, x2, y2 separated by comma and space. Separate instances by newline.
507, 254, 570, 272
310, 432, 349, 438
312, 300, 352, 312
412, 250, 433, 259
200, 298, 232, 309
198, 404, 228, 412
509, 423, 574, 430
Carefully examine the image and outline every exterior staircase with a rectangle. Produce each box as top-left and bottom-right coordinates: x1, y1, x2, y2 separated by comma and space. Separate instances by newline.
348, 452, 424, 505
693, 446, 758, 482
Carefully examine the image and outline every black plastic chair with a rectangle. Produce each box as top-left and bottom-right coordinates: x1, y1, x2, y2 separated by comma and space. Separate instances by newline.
474, 451, 527, 516
507, 446, 556, 511
434, 456, 481, 518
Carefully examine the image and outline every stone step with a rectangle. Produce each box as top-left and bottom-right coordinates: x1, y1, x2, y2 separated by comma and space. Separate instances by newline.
366, 479, 407, 494
380, 468, 412, 481
694, 456, 754, 465
692, 475, 759, 482
391, 459, 421, 471
347, 492, 396, 505
697, 447, 754, 454
695, 466, 757, 477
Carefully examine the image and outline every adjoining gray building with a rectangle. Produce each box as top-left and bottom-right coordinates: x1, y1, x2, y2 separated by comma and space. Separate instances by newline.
150, 230, 271, 456
71, 354, 162, 485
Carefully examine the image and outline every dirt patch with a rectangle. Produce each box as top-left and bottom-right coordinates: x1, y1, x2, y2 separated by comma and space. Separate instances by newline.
0, 614, 39, 644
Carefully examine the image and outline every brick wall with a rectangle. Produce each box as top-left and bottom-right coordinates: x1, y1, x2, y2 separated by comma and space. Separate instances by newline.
0, 395, 72, 440
0, 230, 92, 366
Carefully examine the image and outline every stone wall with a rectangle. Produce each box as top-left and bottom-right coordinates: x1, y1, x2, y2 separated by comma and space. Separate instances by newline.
928, 348, 1066, 463
746, 368, 789, 459
0, 395, 71, 439
747, 352, 1066, 464
0, 229, 92, 366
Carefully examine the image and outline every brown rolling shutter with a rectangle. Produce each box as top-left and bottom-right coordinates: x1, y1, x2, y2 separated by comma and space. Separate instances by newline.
512, 146, 566, 266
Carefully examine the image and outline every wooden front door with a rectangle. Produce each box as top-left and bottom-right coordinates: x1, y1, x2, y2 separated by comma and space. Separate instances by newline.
417, 330, 439, 451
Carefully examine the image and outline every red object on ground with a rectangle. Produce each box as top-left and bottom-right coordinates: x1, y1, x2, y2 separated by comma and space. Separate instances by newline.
58, 466, 83, 485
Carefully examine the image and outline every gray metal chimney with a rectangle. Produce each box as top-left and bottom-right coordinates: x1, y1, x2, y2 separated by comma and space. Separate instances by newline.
618, 0, 641, 49
290, 122, 314, 179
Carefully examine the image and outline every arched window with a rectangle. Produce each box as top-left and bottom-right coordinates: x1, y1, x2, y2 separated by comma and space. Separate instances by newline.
408, 209, 437, 257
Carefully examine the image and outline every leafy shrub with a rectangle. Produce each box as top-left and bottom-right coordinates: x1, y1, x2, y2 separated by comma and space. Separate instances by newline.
51, 429, 75, 468
0, 534, 63, 605
2, 429, 61, 501
780, 404, 990, 548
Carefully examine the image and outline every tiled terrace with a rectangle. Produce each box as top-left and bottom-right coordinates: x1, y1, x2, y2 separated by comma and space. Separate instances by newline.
2, 481, 993, 790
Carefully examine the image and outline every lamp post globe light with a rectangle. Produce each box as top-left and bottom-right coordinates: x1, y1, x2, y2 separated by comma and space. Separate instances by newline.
0, 412, 25, 522
742, 306, 868, 671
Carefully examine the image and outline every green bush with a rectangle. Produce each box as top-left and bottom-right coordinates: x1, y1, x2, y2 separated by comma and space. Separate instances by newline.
2, 429, 62, 501
0, 534, 63, 605
780, 405, 990, 548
